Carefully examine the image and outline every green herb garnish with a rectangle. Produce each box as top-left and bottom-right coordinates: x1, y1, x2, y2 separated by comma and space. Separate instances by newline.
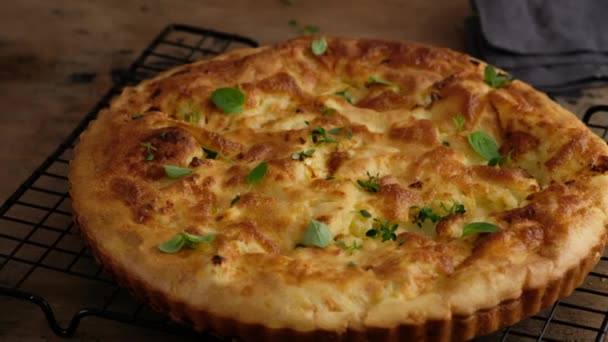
462, 222, 501, 237
484, 65, 513, 89
440, 201, 466, 215
202, 145, 218, 159
453, 114, 465, 131
357, 172, 381, 193
468, 131, 505, 166
411, 201, 466, 227
336, 239, 362, 254
302, 219, 333, 248
311, 127, 336, 143
311, 37, 327, 56
366, 218, 398, 242
358, 209, 372, 218
158, 231, 216, 254
411, 206, 442, 227
140, 142, 157, 161
211, 87, 246, 114
334, 89, 354, 104
368, 75, 397, 88
163, 165, 193, 179
230, 194, 241, 206
291, 149, 316, 161
347, 261, 357, 267
247, 161, 268, 184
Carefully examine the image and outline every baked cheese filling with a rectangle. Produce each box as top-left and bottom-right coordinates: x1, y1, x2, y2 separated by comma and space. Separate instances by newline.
71, 37, 608, 332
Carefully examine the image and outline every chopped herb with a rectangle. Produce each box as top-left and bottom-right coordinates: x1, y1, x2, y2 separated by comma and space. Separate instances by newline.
311, 127, 336, 143
368, 75, 398, 88
328, 127, 342, 135
230, 194, 241, 206
158, 231, 215, 254
453, 114, 465, 131
411, 206, 442, 227
411, 201, 467, 227
202, 145, 218, 159
484, 65, 513, 89
357, 172, 381, 193
442, 141, 451, 146
302, 219, 333, 248
325, 176, 335, 180
291, 149, 316, 161
311, 37, 328, 56
462, 222, 500, 237
334, 89, 354, 104
140, 142, 157, 161
468, 131, 506, 166
366, 218, 398, 242
347, 261, 357, 267
358, 209, 372, 218
440, 201, 466, 215
131, 113, 143, 120
247, 162, 268, 185
336, 239, 362, 254
320, 107, 336, 116
211, 87, 246, 114
163, 165, 193, 179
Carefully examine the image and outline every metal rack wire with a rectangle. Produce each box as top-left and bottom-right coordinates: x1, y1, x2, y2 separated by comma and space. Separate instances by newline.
0, 24, 607, 341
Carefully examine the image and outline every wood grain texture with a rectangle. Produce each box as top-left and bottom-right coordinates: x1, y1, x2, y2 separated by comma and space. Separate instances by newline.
1, 0, 607, 341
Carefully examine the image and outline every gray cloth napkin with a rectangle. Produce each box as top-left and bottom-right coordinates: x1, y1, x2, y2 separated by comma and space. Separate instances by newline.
467, 0, 608, 93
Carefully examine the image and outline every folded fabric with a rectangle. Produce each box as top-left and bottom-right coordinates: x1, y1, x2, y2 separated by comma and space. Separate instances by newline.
475, 0, 608, 54
467, 0, 608, 93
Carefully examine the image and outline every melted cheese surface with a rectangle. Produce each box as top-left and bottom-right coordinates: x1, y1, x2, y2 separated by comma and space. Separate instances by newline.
70, 37, 608, 332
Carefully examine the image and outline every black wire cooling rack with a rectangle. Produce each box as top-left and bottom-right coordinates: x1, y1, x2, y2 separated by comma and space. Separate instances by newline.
1, 24, 608, 341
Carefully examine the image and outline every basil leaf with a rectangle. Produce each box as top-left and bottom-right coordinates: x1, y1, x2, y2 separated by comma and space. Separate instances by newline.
182, 231, 216, 244
468, 131, 501, 161
484, 65, 513, 89
163, 165, 193, 179
247, 162, 268, 184
157, 235, 186, 253
302, 219, 333, 248
311, 37, 327, 56
211, 87, 246, 114
462, 222, 500, 237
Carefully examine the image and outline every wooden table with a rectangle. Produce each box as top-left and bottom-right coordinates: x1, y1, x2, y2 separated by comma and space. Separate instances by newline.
1, 1, 607, 340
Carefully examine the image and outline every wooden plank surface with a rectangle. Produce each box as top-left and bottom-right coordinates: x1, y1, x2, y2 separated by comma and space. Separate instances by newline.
1, 1, 608, 341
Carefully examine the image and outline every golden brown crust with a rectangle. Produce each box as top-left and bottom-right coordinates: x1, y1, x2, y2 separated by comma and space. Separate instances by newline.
70, 36, 608, 340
